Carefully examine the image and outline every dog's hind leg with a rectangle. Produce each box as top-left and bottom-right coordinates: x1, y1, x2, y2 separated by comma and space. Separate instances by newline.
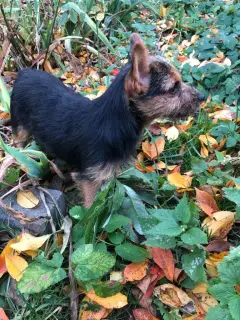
13, 125, 30, 148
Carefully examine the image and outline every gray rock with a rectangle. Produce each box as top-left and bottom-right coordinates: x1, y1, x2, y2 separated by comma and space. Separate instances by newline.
0, 188, 65, 235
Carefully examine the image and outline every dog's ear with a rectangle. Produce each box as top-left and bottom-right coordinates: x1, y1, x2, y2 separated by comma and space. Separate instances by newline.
125, 33, 150, 99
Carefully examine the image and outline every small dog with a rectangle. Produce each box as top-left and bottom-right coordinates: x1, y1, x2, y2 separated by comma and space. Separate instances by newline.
10, 34, 204, 207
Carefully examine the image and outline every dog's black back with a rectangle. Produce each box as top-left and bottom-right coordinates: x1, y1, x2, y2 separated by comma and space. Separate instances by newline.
11, 68, 142, 177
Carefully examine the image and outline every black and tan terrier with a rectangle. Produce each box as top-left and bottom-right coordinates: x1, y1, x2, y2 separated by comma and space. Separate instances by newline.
10, 34, 204, 207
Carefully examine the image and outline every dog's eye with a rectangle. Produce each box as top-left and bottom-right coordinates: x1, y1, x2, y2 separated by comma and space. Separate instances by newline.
169, 81, 180, 93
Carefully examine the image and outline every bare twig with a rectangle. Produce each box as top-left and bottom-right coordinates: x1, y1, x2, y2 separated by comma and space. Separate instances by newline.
37, 186, 64, 219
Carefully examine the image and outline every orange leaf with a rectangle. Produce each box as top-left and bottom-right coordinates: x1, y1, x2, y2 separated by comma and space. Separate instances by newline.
0, 256, 7, 278
0, 112, 10, 119
195, 188, 219, 217
200, 142, 208, 158
5, 254, 28, 281
167, 172, 192, 188
142, 138, 165, 159
79, 297, 110, 320
133, 308, 159, 320
151, 248, 175, 282
202, 211, 235, 239
124, 260, 148, 282
84, 290, 128, 309
0, 308, 9, 320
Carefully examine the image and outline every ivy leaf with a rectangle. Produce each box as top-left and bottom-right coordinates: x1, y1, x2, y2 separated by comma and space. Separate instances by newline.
17, 262, 66, 294
209, 283, 236, 305
181, 228, 208, 245
115, 243, 149, 262
74, 249, 115, 282
223, 188, 240, 206
206, 306, 233, 320
181, 247, 206, 283
104, 214, 131, 233
93, 281, 123, 298
142, 235, 176, 249
229, 296, 240, 320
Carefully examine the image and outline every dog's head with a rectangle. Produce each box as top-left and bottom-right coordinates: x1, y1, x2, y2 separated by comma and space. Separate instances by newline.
125, 33, 204, 123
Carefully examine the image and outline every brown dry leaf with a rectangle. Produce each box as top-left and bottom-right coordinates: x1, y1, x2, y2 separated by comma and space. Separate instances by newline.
195, 188, 219, 217
5, 254, 28, 281
124, 260, 148, 282
206, 239, 230, 252
173, 268, 187, 284
142, 138, 165, 160
0, 308, 9, 320
168, 172, 192, 189
151, 248, 175, 282
17, 190, 39, 209
10, 233, 51, 251
154, 284, 194, 309
202, 211, 235, 238
133, 308, 159, 320
84, 289, 128, 309
43, 60, 55, 74
195, 293, 218, 313
199, 134, 218, 149
205, 252, 228, 277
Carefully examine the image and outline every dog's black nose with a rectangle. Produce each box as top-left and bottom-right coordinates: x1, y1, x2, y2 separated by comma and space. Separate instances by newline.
197, 92, 205, 102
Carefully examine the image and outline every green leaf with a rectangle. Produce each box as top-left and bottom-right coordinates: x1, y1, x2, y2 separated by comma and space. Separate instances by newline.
115, 243, 149, 262
112, 181, 125, 212
36, 253, 64, 268
229, 296, 240, 320
223, 188, 240, 206
181, 247, 206, 283
61, 2, 115, 53
142, 235, 176, 249
175, 194, 191, 224
92, 281, 123, 298
72, 244, 94, 265
108, 232, 125, 245
181, 228, 208, 245
72, 222, 85, 243
209, 283, 236, 305
0, 136, 49, 178
74, 249, 115, 281
206, 306, 233, 320
0, 76, 10, 113
123, 185, 150, 234
17, 262, 66, 294
119, 168, 152, 185
218, 255, 240, 286
147, 209, 183, 237
191, 157, 208, 174
104, 214, 131, 233
69, 206, 85, 220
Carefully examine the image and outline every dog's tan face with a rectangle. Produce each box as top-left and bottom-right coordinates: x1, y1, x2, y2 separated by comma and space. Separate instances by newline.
125, 34, 204, 123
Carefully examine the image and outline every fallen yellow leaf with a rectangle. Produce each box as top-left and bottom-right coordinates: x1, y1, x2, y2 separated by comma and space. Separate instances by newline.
192, 283, 208, 294
5, 254, 28, 281
154, 284, 193, 309
79, 297, 112, 320
110, 271, 123, 282
17, 190, 39, 209
199, 134, 218, 149
84, 290, 128, 309
168, 172, 192, 188
205, 252, 228, 277
202, 211, 235, 239
10, 233, 51, 251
